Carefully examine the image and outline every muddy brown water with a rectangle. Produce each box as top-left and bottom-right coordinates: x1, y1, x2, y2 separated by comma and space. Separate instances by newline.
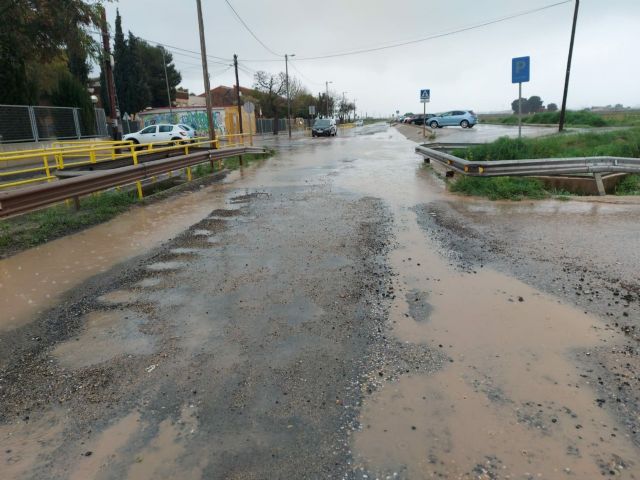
352, 214, 637, 478
1, 125, 639, 478
334, 128, 640, 478
0, 178, 241, 333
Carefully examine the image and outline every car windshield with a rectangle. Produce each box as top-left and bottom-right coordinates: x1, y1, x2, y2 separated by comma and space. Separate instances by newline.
314, 120, 331, 127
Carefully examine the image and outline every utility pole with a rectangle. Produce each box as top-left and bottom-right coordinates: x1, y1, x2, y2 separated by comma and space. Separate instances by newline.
233, 54, 244, 165
196, 0, 216, 144
325, 81, 332, 118
161, 47, 173, 118
233, 54, 244, 136
100, 6, 119, 140
285, 54, 295, 138
559, 0, 579, 132
341, 91, 347, 122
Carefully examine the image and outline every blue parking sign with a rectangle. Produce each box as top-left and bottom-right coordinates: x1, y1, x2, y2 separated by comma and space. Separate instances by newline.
512, 56, 530, 83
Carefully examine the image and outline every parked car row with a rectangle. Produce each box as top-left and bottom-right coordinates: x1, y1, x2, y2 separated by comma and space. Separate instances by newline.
123, 123, 198, 145
398, 110, 478, 129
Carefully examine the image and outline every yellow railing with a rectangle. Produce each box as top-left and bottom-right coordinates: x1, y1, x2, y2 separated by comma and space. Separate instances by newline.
0, 134, 253, 190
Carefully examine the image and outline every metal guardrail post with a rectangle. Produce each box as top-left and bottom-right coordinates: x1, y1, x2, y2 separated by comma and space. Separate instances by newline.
43, 156, 52, 182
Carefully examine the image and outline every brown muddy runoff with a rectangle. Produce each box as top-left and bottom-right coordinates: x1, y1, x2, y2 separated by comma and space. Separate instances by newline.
333, 130, 640, 478
352, 211, 638, 478
0, 175, 241, 333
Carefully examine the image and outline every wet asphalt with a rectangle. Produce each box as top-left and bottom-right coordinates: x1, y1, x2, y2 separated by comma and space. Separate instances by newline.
1, 123, 639, 479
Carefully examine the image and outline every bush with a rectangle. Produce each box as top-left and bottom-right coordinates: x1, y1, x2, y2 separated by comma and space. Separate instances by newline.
615, 174, 640, 195
500, 110, 607, 127
450, 176, 547, 200
454, 128, 640, 161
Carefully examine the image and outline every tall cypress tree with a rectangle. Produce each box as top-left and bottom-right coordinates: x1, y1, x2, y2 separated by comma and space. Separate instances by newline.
112, 9, 127, 115
126, 33, 151, 115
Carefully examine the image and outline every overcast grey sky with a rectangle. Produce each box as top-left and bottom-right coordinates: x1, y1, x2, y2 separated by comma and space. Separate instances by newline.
103, 0, 639, 115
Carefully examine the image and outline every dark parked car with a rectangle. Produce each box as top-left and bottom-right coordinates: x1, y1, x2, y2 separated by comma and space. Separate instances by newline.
409, 114, 435, 125
311, 118, 337, 137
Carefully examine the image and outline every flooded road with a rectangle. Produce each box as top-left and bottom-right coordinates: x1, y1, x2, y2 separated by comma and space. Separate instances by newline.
1, 124, 639, 479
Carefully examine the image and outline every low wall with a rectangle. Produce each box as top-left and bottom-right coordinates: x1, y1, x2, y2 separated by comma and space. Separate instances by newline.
534, 173, 627, 195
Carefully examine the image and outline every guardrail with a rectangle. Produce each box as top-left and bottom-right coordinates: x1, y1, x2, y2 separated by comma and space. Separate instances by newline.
415, 144, 640, 195
0, 145, 267, 218
0, 133, 253, 190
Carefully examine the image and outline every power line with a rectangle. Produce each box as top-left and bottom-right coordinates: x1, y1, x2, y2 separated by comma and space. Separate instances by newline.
141, 38, 232, 62
288, 61, 324, 87
224, 0, 282, 57
88, 28, 233, 66
294, 0, 571, 60
237, 1, 570, 63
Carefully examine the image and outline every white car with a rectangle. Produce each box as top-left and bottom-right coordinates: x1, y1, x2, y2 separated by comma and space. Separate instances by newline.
355, 119, 364, 127
178, 124, 198, 139
123, 124, 190, 145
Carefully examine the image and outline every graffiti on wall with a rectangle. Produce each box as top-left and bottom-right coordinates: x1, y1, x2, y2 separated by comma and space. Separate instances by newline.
139, 109, 226, 135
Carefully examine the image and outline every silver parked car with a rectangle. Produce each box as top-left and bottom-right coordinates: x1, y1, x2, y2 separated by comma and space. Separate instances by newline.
428, 110, 477, 129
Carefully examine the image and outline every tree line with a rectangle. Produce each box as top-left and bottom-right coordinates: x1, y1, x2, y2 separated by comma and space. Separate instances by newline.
0, 1, 181, 123
250, 71, 355, 133
511, 96, 558, 114
104, 10, 181, 118
0, 0, 100, 130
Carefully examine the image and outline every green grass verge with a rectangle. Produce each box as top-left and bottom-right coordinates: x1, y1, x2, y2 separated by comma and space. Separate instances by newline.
480, 109, 640, 128
615, 174, 640, 195
193, 152, 272, 178
445, 129, 640, 200
449, 176, 548, 200
453, 128, 640, 161
497, 110, 608, 127
0, 150, 275, 258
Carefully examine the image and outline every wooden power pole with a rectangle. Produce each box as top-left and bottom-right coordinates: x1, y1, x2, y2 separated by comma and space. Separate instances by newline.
233, 54, 244, 165
99, 6, 118, 140
559, 0, 580, 132
196, 0, 216, 144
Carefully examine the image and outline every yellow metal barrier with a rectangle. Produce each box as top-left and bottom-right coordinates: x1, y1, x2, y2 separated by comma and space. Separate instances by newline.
0, 136, 239, 190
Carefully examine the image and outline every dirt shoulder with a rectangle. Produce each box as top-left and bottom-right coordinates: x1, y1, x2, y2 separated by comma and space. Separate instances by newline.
412, 197, 640, 448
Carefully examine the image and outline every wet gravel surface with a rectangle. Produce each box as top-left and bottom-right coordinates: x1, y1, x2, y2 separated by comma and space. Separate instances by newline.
413, 199, 640, 449
0, 132, 447, 479
2, 125, 639, 478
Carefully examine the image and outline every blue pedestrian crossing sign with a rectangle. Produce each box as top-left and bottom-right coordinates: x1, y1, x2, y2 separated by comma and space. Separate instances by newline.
512, 56, 530, 83
420, 89, 430, 103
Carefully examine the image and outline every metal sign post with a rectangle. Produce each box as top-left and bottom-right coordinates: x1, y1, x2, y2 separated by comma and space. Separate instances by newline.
420, 89, 430, 137
244, 101, 255, 145
512, 56, 530, 139
308, 105, 316, 128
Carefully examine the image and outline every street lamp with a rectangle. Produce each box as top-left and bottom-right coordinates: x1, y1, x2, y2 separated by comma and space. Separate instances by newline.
285, 53, 295, 138
341, 91, 347, 122
325, 80, 333, 117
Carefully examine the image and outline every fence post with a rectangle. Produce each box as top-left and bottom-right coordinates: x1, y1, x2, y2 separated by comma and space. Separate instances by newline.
28, 106, 39, 142
72, 108, 82, 139
43, 156, 53, 182
95, 109, 100, 137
